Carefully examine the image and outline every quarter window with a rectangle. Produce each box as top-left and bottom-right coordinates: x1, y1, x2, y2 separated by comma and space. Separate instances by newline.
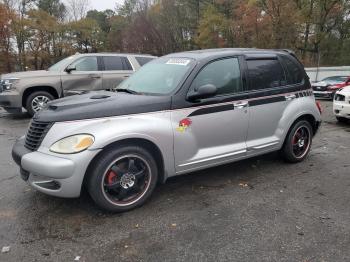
247, 59, 286, 90
191, 58, 243, 96
71, 57, 98, 71
280, 55, 304, 84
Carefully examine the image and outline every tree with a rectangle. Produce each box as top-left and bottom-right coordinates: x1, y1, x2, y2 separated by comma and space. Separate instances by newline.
37, 0, 66, 21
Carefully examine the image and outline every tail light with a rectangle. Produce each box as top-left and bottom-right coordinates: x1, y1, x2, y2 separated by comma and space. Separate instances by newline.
316, 101, 322, 114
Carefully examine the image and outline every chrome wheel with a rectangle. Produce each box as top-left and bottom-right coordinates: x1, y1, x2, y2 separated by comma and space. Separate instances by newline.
31, 96, 50, 112
292, 126, 311, 159
101, 155, 151, 207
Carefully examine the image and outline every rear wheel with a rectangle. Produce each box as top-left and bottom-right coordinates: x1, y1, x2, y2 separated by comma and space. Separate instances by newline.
282, 120, 313, 163
87, 145, 158, 212
25, 91, 54, 116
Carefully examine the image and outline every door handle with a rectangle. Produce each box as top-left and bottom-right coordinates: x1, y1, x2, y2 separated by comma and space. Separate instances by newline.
123, 75, 129, 78
285, 94, 296, 100
233, 101, 248, 109
89, 74, 101, 79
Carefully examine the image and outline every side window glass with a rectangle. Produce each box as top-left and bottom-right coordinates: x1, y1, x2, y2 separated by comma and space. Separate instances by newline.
103, 56, 123, 71
191, 58, 242, 96
280, 55, 304, 84
71, 57, 98, 71
247, 59, 286, 90
122, 57, 133, 70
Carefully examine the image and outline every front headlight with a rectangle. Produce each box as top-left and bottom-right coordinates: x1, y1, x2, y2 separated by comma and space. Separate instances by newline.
50, 134, 94, 154
1, 78, 20, 90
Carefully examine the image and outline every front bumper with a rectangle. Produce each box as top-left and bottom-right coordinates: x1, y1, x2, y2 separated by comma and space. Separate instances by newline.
0, 90, 22, 112
313, 90, 334, 99
12, 137, 101, 198
334, 101, 350, 119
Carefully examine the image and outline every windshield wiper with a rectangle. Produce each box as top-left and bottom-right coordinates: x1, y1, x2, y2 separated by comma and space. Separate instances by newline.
115, 88, 139, 95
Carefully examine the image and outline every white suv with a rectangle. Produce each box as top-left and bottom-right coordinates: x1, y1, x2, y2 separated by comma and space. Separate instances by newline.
334, 86, 350, 122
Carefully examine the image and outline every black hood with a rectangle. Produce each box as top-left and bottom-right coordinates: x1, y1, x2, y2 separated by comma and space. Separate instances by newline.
34, 91, 172, 122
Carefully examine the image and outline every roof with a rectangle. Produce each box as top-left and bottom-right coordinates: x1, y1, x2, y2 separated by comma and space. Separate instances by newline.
165, 48, 295, 60
74, 53, 156, 57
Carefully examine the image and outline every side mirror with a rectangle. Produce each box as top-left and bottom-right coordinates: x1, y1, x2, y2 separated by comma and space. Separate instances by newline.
65, 65, 76, 73
187, 84, 217, 101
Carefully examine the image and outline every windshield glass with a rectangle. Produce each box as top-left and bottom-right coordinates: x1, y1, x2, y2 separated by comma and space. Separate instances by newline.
116, 57, 195, 95
322, 76, 348, 84
48, 56, 76, 71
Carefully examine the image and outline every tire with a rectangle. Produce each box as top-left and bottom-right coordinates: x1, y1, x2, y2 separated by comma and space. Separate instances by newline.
282, 120, 313, 163
25, 91, 55, 116
336, 116, 348, 123
87, 145, 158, 212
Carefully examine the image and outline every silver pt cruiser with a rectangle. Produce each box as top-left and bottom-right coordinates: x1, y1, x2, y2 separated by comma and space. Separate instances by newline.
12, 49, 322, 212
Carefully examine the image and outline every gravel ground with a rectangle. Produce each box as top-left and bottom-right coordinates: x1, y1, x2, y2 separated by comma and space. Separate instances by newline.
0, 100, 349, 262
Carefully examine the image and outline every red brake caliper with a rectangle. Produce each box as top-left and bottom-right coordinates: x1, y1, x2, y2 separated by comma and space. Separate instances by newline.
107, 170, 117, 184
293, 131, 300, 145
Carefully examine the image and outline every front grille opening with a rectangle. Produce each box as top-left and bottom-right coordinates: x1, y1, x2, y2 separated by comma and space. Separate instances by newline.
24, 120, 52, 151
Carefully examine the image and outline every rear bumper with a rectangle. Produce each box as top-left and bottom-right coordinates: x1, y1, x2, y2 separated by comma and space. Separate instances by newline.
12, 137, 101, 198
334, 102, 350, 119
0, 90, 22, 112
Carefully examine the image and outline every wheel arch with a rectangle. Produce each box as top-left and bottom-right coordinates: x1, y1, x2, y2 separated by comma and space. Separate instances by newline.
84, 138, 166, 187
282, 113, 318, 148
22, 86, 59, 108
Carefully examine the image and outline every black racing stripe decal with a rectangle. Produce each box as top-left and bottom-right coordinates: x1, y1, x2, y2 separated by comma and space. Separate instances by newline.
249, 96, 286, 107
188, 104, 234, 117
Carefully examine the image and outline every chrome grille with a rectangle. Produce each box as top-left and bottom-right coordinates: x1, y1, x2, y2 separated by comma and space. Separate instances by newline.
24, 120, 52, 151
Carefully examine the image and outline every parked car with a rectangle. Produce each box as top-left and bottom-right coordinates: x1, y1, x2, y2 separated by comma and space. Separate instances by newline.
12, 49, 322, 212
0, 53, 156, 116
312, 76, 350, 99
333, 85, 350, 122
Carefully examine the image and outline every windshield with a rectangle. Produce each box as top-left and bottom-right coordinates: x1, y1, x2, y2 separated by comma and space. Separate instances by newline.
322, 76, 348, 84
116, 57, 195, 95
48, 55, 76, 71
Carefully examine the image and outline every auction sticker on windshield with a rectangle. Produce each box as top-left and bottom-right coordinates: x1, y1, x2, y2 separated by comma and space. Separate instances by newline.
166, 58, 191, 66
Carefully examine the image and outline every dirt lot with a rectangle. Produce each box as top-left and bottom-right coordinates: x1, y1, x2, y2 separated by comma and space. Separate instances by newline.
0, 100, 349, 262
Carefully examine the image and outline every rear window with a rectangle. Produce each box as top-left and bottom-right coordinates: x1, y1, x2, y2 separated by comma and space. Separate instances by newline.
247, 59, 287, 90
103, 56, 132, 71
135, 56, 155, 66
280, 55, 304, 84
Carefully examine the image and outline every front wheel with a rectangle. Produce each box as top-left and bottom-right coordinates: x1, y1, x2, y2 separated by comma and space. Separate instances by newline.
87, 146, 158, 212
282, 120, 313, 163
25, 91, 54, 116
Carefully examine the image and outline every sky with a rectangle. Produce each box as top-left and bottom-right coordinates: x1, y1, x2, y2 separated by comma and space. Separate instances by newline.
89, 0, 124, 11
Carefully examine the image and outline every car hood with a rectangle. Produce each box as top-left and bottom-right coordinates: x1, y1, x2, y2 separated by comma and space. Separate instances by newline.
312, 81, 330, 87
338, 86, 350, 95
1, 70, 61, 79
34, 91, 172, 122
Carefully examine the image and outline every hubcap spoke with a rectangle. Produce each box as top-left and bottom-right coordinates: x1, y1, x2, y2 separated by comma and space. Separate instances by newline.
102, 155, 150, 205
292, 126, 310, 158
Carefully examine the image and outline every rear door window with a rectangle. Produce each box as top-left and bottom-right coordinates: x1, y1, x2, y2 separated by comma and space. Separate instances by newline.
190, 57, 243, 96
135, 57, 155, 66
247, 59, 287, 90
280, 55, 304, 84
103, 56, 132, 71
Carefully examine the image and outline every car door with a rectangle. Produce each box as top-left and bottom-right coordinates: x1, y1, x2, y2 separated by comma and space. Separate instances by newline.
244, 55, 296, 155
172, 57, 249, 174
101, 56, 134, 90
61, 56, 103, 95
